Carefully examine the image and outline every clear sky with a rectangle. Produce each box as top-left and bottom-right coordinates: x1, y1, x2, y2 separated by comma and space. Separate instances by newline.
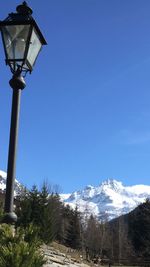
0, 0, 150, 193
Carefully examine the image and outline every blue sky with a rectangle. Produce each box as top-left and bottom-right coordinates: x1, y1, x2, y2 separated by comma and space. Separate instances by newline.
1, 0, 150, 192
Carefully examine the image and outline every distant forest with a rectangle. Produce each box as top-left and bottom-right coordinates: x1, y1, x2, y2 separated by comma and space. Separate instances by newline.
1, 184, 150, 264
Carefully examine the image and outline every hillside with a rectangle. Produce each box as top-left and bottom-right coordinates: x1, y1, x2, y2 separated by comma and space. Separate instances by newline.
42, 242, 90, 267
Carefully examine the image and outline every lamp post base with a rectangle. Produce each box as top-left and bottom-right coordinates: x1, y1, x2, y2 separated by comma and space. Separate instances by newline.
2, 212, 17, 224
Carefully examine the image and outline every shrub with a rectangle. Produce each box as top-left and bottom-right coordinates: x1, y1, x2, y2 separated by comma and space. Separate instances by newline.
0, 224, 46, 267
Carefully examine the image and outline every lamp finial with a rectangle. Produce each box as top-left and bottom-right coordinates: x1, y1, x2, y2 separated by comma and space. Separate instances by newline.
16, 2, 33, 15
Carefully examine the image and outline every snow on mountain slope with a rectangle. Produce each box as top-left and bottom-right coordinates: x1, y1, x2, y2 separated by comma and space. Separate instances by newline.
1, 169, 149, 221
0, 170, 23, 196
60, 179, 150, 221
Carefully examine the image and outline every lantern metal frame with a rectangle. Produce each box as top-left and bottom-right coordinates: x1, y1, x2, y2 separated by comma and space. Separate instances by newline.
0, 1, 47, 76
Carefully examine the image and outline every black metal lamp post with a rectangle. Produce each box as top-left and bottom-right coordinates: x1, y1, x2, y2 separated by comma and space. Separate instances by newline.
0, 2, 47, 223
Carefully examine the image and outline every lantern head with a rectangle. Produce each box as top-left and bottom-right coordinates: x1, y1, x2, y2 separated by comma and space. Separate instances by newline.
0, 2, 47, 76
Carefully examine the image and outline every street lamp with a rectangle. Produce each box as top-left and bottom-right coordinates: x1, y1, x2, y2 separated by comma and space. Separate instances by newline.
0, 2, 47, 223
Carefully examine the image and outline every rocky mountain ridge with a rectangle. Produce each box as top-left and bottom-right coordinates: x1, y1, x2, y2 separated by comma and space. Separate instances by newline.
0, 170, 23, 196
60, 178, 150, 220
1, 170, 150, 221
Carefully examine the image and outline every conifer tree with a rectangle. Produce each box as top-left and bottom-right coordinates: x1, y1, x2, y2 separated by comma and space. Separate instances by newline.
16, 183, 63, 244
65, 206, 82, 249
0, 224, 46, 267
128, 199, 150, 258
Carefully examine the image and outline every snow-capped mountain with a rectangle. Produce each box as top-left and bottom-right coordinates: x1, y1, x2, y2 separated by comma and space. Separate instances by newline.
0, 170, 23, 196
1, 170, 150, 221
60, 179, 150, 221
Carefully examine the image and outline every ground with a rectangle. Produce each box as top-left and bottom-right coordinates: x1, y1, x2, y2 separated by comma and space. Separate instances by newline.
42, 242, 91, 267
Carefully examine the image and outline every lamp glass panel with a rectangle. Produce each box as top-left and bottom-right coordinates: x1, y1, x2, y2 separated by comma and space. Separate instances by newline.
2, 25, 30, 60
27, 27, 42, 67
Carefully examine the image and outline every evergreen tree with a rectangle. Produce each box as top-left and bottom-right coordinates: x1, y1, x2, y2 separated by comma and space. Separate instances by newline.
128, 199, 150, 258
0, 224, 46, 267
56, 204, 72, 244
16, 183, 63, 244
40, 193, 62, 243
16, 185, 41, 227
65, 206, 81, 249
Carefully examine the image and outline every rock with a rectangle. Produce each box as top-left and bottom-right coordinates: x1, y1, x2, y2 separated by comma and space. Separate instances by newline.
42, 244, 91, 267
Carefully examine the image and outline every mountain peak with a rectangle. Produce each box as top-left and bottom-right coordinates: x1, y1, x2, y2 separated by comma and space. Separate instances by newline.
61, 178, 150, 221
100, 178, 123, 191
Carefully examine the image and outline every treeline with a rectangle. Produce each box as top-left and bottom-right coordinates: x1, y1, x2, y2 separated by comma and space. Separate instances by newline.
106, 199, 150, 264
15, 184, 82, 248
15, 184, 150, 264
15, 183, 109, 260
